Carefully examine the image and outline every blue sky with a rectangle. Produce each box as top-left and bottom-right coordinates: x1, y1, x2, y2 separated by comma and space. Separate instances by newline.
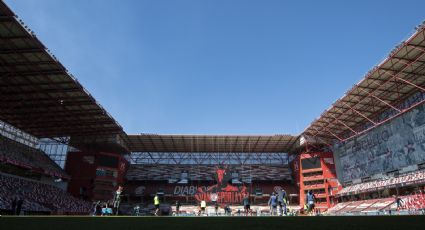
5, 0, 425, 135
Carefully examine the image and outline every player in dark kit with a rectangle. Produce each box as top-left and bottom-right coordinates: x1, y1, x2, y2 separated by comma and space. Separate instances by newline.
243, 194, 251, 216
175, 200, 181, 216
113, 186, 123, 215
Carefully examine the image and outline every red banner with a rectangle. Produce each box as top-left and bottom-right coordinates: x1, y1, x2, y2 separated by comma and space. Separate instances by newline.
194, 166, 248, 204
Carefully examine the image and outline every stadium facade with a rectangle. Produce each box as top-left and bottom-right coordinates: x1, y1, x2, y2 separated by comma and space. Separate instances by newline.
1, 0, 425, 216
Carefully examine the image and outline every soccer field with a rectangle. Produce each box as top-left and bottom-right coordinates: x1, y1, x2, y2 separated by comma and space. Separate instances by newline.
1, 216, 424, 230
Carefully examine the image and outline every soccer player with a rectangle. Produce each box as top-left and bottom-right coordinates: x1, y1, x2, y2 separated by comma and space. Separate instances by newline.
175, 200, 181, 216
268, 192, 278, 216
113, 185, 123, 215
200, 200, 207, 215
305, 190, 316, 215
243, 194, 251, 216
278, 188, 288, 216
154, 194, 160, 216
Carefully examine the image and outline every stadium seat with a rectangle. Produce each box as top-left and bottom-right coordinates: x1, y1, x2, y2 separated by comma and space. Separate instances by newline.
0, 173, 91, 214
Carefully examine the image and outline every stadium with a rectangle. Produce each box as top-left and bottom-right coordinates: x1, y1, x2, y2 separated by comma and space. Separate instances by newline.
0, 0, 425, 229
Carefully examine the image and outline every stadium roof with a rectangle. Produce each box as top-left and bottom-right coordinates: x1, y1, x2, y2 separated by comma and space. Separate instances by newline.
2, 0, 425, 154
127, 134, 298, 153
303, 24, 425, 145
0, 2, 124, 138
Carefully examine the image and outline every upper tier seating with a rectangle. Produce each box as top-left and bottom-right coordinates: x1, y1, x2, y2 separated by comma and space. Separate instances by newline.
0, 135, 67, 178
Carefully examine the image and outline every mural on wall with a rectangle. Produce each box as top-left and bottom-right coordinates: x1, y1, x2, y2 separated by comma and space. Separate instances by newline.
128, 166, 294, 201
332, 102, 425, 183
194, 166, 248, 204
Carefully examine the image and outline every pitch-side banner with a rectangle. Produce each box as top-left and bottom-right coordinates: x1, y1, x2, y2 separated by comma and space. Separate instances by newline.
332, 102, 425, 183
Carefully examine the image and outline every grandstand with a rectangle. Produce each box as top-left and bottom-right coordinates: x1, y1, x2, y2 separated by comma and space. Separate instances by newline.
116, 134, 299, 215
301, 18, 425, 215
0, 173, 91, 215
1, 0, 425, 226
0, 134, 67, 179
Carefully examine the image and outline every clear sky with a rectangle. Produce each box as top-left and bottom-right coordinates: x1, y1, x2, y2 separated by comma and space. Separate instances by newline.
5, 0, 425, 135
